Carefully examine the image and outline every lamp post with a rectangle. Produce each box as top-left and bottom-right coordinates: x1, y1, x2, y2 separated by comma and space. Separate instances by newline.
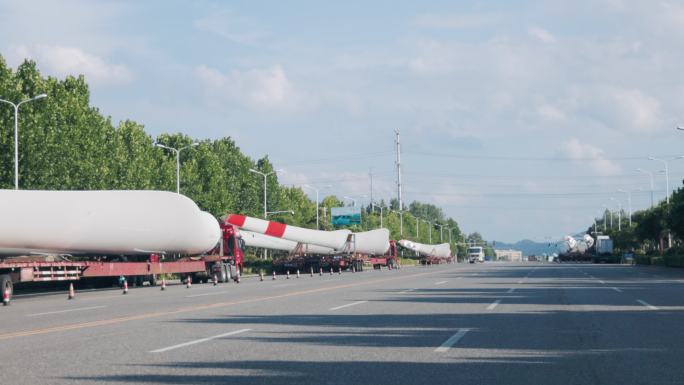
648, 156, 669, 204
343, 196, 357, 207
422, 219, 432, 243
435, 223, 444, 242
370, 203, 384, 228
155, 142, 199, 194
249, 169, 279, 219
303, 184, 331, 229
390, 209, 404, 236
610, 197, 622, 231
617, 189, 632, 226
266, 210, 294, 216
636, 168, 655, 208
0, 94, 48, 189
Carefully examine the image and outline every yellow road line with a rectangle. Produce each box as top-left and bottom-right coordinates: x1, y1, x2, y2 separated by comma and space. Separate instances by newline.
0, 269, 444, 341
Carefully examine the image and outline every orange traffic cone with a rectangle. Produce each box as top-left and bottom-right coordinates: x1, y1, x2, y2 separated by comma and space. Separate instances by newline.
236, 269, 241, 283
3, 287, 10, 306
330, 267, 333, 275
186, 276, 192, 289
68, 283, 75, 300
272, 271, 276, 280
296, 269, 300, 278
310, 267, 314, 277
123, 279, 129, 295
319, 267, 323, 276
260, 271, 264, 282
213, 274, 218, 286
161, 279, 166, 291
338, 267, 342, 275
352, 265, 356, 273
287, 270, 290, 279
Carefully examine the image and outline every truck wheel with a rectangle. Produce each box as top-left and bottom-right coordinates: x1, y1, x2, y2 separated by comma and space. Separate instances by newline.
1, 274, 13, 305
149, 275, 158, 287
219, 265, 228, 283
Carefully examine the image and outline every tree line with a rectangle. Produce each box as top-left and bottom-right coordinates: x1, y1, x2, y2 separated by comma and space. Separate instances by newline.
585, 181, 684, 259
0, 57, 484, 257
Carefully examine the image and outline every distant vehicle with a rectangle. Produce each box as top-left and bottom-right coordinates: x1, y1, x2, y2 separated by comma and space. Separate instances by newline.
467, 246, 485, 263
528, 255, 538, 262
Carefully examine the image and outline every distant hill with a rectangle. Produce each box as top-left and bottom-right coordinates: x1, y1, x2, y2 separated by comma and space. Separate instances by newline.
493, 239, 562, 257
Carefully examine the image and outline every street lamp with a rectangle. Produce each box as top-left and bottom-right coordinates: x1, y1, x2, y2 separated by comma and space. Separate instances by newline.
370, 202, 387, 228
266, 210, 294, 216
343, 196, 357, 207
302, 184, 331, 229
435, 223, 445, 242
249, 168, 280, 219
0, 93, 48, 189
610, 197, 622, 231
617, 189, 632, 227
602, 204, 612, 230
636, 168, 655, 208
422, 219, 432, 243
648, 156, 669, 204
155, 142, 199, 194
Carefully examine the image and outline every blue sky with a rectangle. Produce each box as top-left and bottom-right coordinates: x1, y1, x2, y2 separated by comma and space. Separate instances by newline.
2, 0, 684, 242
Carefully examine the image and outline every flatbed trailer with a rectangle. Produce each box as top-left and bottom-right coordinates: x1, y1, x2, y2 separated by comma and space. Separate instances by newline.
0, 222, 244, 305
272, 240, 399, 274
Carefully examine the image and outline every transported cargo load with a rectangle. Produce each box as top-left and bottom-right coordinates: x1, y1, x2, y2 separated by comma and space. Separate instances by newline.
397, 240, 451, 258
226, 214, 351, 250
0, 190, 221, 256
240, 230, 335, 254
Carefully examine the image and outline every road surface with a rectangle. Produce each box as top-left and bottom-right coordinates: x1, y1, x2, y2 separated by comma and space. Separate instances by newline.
1, 263, 684, 384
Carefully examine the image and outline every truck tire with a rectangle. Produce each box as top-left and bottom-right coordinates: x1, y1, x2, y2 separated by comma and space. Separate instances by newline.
1, 274, 13, 304
219, 264, 228, 283
149, 275, 158, 287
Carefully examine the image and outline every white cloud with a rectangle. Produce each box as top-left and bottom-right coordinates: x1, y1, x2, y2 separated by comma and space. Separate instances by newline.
195, 65, 299, 110
536, 103, 566, 121
8, 44, 133, 85
528, 26, 557, 43
610, 88, 663, 133
193, 13, 265, 46
561, 138, 621, 176
413, 13, 500, 29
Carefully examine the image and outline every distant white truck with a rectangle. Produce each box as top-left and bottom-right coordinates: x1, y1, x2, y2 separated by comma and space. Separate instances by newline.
467, 246, 485, 263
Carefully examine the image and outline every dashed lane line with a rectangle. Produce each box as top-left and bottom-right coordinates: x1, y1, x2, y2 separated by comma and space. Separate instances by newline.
435, 329, 470, 353
636, 299, 659, 310
486, 299, 502, 311
150, 329, 252, 353
329, 300, 368, 311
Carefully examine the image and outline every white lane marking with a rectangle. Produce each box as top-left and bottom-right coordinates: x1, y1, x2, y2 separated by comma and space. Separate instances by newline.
435, 281, 448, 285
150, 329, 252, 353
486, 299, 502, 311
598, 280, 605, 284
14, 288, 101, 298
435, 329, 470, 352
185, 291, 229, 298
329, 300, 368, 311
26, 306, 106, 317
611, 287, 623, 293
399, 288, 416, 294
506, 288, 516, 294
517, 280, 524, 284
636, 299, 659, 310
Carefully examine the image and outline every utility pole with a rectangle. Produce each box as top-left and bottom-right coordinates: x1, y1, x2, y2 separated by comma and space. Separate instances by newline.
369, 168, 374, 212
395, 129, 403, 211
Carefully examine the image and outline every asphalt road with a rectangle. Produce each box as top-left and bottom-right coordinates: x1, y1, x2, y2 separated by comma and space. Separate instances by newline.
2, 262, 684, 385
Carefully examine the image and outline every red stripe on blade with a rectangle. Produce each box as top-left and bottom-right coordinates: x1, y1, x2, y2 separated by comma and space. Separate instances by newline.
227, 214, 247, 227
265, 221, 287, 238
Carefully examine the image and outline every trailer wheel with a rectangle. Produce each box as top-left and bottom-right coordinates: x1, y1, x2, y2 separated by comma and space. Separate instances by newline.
219, 264, 228, 283
1, 274, 13, 305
